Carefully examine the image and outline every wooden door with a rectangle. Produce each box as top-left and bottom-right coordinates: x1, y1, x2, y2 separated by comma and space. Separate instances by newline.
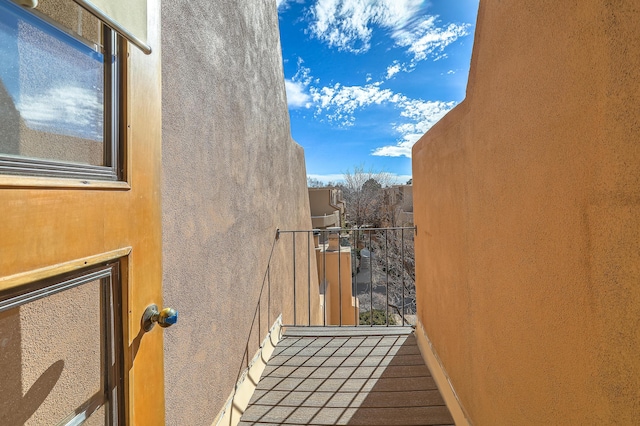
0, 0, 164, 424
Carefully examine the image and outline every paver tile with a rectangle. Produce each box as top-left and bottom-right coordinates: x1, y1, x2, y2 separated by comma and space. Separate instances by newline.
240, 329, 454, 426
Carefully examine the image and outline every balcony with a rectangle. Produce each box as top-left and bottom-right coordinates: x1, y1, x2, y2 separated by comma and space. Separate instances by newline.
309, 188, 345, 230
240, 327, 453, 425
311, 212, 341, 229
216, 228, 452, 425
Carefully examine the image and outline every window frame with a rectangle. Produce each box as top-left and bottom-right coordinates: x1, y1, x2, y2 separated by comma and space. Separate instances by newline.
0, 1, 124, 182
0, 262, 125, 425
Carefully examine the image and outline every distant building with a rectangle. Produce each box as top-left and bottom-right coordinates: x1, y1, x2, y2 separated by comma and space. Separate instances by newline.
382, 184, 413, 226
308, 187, 345, 230
313, 230, 359, 326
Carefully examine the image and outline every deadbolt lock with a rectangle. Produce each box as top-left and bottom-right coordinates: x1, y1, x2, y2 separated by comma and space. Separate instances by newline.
142, 304, 178, 332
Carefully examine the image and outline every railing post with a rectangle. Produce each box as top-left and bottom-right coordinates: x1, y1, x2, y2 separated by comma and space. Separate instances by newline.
338, 228, 342, 326
277, 226, 416, 328
307, 231, 311, 326
323, 230, 327, 326
401, 227, 405, 326
292, 232, 296, 325
369, 230, 373, 327
385, 229, 389, 327
353, 229, 358, 327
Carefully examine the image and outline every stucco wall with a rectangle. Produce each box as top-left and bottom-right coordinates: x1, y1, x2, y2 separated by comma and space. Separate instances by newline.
413, 1, 640, 424
316, 249, 358, 326
161, 1, 317, 424
402, 185, 413, 213
309, 188, 338, 216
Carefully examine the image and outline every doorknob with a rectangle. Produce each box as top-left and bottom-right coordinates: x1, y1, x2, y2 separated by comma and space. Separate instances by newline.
142, 304, 178, 332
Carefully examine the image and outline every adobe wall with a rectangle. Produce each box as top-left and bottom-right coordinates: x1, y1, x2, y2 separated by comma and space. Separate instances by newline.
316, 249, 358, 326
160, 1, 319, 424
309, 188, 339, 216
413, 1, 640, 424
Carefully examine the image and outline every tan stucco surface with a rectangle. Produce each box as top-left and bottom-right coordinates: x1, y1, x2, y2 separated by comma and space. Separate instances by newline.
413, 1, 640, 424
316, 248, 358, 326
308, 188, 339, 216
160, 1, 318, 424
0, 280, 102, 425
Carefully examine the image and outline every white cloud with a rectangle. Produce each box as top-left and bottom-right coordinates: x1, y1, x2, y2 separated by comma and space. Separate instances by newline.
310, 83, 398, 126
288, 57, 456, 155
371, 135, 419, 157
394, 17, 470, 64
372, 99, 456, 157
390, 174, 413, 185
308, 173, 412, 185
285, 79, 312, 108
312, 84, 395, 114
386, 61, 401, 79
305, 0, 470, 78
293, 57, 313, 86
307, 74, 454, 136
18, 85, 103, 141
307, 173, 347, 184
285, 58, 314, 108
309, 0, 423, 53
399, 98, 456, 126
277, 0, 304, 11
276, 0, 290, 10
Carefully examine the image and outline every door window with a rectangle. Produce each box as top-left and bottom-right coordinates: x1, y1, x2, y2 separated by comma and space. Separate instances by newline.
0, 264, 124, 425
0, 0, 122, 180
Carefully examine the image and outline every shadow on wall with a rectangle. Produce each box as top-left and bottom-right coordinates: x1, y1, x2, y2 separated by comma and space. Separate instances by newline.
0, 308, 64, 425
0, 277, 128, 425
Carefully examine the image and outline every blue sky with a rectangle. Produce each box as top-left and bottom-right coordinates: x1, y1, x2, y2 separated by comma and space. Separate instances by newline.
277, 0, 479, 184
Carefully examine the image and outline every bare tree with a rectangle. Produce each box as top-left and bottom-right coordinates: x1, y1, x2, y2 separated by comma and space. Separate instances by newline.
342, 165, 395, 227
352, 228, 415, 326
365, 230, 415, 324
307, 176, 339, 187
339, 166, 415, 325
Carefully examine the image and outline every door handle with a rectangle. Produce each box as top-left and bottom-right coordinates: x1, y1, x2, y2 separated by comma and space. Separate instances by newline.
142, 304, 178, 332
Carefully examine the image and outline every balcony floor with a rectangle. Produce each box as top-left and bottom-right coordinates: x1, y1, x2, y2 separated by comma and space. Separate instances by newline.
239, 327, 454, 425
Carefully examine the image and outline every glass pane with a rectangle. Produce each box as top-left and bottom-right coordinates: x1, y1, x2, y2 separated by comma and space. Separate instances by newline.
0, 279, 106, 425
83, 405, 107, 426
0, 0, 105, 166
36, 0, 103, 49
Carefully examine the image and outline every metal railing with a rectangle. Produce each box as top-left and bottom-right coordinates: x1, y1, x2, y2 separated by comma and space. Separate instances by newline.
278, 227, 416, 327
219, 226, 416, 423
